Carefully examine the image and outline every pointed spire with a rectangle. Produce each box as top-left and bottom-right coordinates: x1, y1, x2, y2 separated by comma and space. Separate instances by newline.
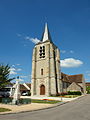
41, 23, 52, 42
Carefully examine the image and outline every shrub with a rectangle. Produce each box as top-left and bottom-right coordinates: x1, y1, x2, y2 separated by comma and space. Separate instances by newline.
59, 92, 68, 96
19, 98, 31, 104
0, 97, 2, 103
50, 94, 57, 97
68, 91, 81, 95
86, 86, 90, 94
50, 92, 68, 97
27, 92, 31, 96
0, 97, 13, 104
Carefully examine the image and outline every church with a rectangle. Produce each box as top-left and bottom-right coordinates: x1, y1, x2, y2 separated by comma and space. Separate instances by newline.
31, 23, 86, 96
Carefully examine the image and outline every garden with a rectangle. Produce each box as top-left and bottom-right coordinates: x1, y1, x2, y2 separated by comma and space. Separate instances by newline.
50, 91, 82, 98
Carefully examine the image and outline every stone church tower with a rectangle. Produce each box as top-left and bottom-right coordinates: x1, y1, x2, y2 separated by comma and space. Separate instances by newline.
31, 23, 62, 96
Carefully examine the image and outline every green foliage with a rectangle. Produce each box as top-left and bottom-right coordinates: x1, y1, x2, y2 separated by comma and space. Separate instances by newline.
19, 98, 31, 104
68, 91, 82, 95
0, 97, 13, 104
0, 64, 14, 89
86, 86, 90, 94
27, 91, 31, 96
50, 92, 68, 97
0, 97, 31, 104
63, 95, 80, 98
0, 107, 11, 112
31, 99, 61, 104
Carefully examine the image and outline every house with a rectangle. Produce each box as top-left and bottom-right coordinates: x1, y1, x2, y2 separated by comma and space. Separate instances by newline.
86, 82, 90, 93
61, 73, 86, 94
20, 83, 31, 94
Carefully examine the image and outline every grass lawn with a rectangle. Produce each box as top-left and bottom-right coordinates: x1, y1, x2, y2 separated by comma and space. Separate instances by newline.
0, 108, 11, 112
49, 95, 81, 98
60, 95, 81, 98
31, 99, 61, 104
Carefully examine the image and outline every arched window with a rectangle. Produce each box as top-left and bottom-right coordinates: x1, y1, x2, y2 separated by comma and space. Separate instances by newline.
41, 69, 43, 75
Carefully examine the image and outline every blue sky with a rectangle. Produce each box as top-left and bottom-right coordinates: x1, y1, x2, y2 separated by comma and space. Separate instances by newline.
0, 0, 90, 83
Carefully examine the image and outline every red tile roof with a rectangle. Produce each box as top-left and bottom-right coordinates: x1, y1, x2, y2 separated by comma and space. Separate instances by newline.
86, 82, 90, 86
20, 83, 31, 91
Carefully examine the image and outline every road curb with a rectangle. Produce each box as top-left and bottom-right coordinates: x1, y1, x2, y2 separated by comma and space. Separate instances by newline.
0, 95, 85, 115
0, 101, 69, 115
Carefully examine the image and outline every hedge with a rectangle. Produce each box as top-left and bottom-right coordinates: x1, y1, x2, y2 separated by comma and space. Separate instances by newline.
68, 91, 82, 95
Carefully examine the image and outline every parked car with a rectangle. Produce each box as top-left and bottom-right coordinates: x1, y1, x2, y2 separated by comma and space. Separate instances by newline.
0, 87, 14, 97
21, 91, 28, 96
0, 92, 10, 97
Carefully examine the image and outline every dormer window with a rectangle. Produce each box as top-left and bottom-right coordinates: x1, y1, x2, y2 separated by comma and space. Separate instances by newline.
39, 46, 45, 58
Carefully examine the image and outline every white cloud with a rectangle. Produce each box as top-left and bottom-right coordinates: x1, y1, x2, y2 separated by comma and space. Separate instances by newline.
17, 33, 40, 44
25, 36, 40, 44
10, 68, 17, 75
12, 65, 15, 67
86, 71, 90, 77
10, 66, 22, 75
16, 64, 20, 66
87, 74, 90, 76
10, 71, 17, 75
60, 50, 74, 54
20, 76, 28, 78
10, 68, 16, 71
85, 78, 89, 80
70, 50, 74, 53
61, 50, 66, 54
18, 78, 24, 81
61, 58, 83, 68
24, 44, 27, 47
17, 33, 22, 37
17, 68, 22, 71
86, 71, 90, 73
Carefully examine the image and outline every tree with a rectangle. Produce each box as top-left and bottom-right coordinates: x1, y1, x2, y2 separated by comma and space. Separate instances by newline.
0, 64, 14, 89
86, 86, 90, 94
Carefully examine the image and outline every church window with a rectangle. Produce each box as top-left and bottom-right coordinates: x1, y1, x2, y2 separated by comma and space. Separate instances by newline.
61, 75, 63, 79
63, 82, 66, 89
40, 46, 42, 49
39, 46, 45, 58
41, 69, 43, 75
43, 53, 45, 55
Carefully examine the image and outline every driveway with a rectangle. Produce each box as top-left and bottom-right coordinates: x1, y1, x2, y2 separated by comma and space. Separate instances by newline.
0, 94, 90, 120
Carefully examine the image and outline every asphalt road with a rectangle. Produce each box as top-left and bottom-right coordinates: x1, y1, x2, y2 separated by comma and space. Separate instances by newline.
0, 95, 90, 120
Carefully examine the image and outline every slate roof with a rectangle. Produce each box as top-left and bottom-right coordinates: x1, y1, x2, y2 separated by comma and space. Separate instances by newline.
61, 73, 83, 83
41, 23, 52, 42
68, 74, 83, 83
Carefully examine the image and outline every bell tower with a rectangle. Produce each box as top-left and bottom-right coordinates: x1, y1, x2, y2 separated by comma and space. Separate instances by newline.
31, 23, 61, 96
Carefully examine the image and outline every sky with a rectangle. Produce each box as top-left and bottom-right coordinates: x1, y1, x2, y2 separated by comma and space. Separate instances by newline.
0, 0, 90, 83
